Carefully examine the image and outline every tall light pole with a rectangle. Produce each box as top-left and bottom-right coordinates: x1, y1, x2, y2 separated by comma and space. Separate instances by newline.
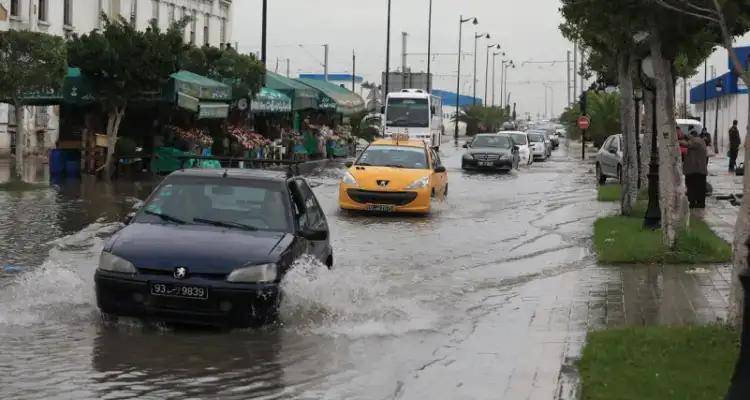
427, 0, 433, 92
473, 32, 489, 105
455, 16, 478, 143
485, 43, 500, 106
492, 51, 504, 107
500, 60, 506, 109
503, 60, 515, 109
715, 77, 724, 154
385, 0, 392, 99
261, 0, 267, 65
703, 59, 708, 126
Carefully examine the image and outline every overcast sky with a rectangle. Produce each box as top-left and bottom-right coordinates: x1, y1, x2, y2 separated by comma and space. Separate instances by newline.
233, 1, 750, 119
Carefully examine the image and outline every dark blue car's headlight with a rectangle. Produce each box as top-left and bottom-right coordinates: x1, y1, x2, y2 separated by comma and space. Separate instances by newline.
227, 263, 278, 283
99, 252, 136, 274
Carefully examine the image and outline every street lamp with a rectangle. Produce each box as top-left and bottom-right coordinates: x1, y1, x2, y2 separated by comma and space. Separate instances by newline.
639, 56, 661, 230
634, 87, 643, 189
473, 32, 489, 105
714, 77, 723, 154
385, 0, 393, 98
492, 51, 505, 107
503, 60, 515, 109
455, 15, 478, 143
427, 0, 433, 92
261, 0, 267, 65
485, 43, 500, 105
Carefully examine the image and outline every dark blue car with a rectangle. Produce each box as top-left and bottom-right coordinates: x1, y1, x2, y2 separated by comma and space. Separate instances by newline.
95, 168, 332, 327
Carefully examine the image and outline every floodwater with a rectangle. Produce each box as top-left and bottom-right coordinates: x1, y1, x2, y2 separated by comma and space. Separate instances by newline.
0, 142, 730, 400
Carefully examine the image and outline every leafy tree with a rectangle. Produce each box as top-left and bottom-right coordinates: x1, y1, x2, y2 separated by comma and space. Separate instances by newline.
0, 30, 67, 157
67, 15, 187, 177
182, 46, 264, 99
453, 105, 510, 136
586, 91, 621, 148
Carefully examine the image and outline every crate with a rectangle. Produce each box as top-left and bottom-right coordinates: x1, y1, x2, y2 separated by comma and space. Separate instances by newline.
95, 134, 109, 148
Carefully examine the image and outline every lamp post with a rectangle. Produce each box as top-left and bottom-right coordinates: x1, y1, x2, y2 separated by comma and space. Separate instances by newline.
714, 77, 723, 154
485, 44, 500, 106
492, 51, 504, 107
703, 60, 708, 126
385, 0, 392, 98
455, 16, 478, 143
261, 0, 267, 65
640, 56, 661, 230
473, 32, 489, 105
503, 60, 515, 109
500, 60, 507, 108
427, 0, 433, 92
634, 88, 643, 189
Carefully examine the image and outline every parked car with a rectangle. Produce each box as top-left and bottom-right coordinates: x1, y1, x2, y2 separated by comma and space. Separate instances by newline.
596, 134, 623, 183
527, 132, 549, 161
507, 131, 533, 166
95, 168, 333, 328
462, 133, 520, 171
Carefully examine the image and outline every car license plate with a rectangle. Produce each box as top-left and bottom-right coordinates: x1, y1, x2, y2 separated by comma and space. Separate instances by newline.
479, 161, 493, 167
367, 204, 395, 212
150, 282, 208, 300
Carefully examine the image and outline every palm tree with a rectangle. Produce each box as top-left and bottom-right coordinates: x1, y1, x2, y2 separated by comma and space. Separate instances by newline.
453, 105, 510, 136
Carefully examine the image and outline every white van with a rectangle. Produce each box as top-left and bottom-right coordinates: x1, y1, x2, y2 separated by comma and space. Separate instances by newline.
384, 89, 443, 149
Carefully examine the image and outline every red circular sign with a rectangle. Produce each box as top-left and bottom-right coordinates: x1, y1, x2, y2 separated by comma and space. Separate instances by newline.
578, 116, 591, 130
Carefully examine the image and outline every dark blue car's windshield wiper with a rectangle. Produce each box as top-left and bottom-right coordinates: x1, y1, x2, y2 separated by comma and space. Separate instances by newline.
193, 218, 258, 231
144, 210, 187, 225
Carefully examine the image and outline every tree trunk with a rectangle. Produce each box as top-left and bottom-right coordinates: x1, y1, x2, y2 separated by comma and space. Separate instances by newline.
104, 106, 126, 179
14, 102, 25, 158
650, 31, 688, 247
641, 90, 654, 191
729, 81, 750, 324
619, 53, 638, 216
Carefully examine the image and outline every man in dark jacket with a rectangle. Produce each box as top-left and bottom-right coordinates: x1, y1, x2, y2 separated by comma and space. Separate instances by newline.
683, 129, 709, 209
729, 120, 741, 172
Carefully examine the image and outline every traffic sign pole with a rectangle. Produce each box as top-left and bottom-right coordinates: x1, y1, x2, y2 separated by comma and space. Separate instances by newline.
577, 115, 590, 160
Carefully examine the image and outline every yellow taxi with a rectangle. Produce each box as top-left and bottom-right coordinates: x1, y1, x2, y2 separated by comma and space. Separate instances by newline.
339, 136, 448, 214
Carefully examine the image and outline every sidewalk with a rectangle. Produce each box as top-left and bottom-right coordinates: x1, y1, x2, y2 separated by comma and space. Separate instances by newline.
705, 156, 742, 244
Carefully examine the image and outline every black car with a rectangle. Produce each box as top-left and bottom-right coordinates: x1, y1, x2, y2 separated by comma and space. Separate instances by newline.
94, 168, 332, 327
462, 133, 520, 171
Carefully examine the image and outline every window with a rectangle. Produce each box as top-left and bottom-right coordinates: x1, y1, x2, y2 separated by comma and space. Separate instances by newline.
220, 18, 226, 44
203, 14, 210, 45
385, 98, 429, 128
152, 0, 159, 23
293, 180, 325, 231
35, 107, 49, 128
38, 0, 48, 21
63, 0, 72, 26
190, 10, 197, 44
356, 145, 428, 169
168, 3, 175, 22
10, 0, 19, 17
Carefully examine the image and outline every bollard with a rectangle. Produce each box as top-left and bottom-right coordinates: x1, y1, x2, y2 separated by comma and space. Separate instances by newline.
726, 268, 750, 399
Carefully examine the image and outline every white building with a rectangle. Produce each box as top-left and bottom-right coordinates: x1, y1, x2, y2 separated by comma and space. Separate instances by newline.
0, 0, 234, 156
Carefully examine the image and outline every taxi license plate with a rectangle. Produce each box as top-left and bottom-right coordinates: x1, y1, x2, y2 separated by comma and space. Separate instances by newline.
367, 204, 395, 212
150, 282, 208, 300
479, 161, 493, 167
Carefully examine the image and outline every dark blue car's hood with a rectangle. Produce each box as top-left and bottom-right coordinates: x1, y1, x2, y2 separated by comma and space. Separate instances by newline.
106, 223, 288, 273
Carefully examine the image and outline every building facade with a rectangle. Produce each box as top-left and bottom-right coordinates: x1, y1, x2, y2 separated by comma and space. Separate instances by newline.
0, 0, 234, 156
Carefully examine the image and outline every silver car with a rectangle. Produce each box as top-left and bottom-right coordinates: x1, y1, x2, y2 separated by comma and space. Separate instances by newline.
596, 134, 622, 183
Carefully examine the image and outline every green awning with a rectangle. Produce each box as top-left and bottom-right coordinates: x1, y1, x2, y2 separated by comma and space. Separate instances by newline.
296, 78, 366, 116
264, 71, 320, 111
169, 70, 232, 101
251, 87, 292, 113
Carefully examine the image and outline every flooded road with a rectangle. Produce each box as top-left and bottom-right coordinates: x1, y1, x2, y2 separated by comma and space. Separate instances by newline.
0, 142, 710, 399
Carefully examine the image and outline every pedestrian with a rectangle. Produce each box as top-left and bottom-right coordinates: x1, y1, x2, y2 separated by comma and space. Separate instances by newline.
677, 126, 688, 162
684, 128, 708, 209
729, 120, 741, 172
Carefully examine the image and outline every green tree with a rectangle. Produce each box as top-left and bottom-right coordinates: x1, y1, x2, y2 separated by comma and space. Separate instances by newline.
453, 105, 509, 136
0, 30, 67, 157
183, 46, 264, 99
586, 91, 621, 148
67, 15, 187, 177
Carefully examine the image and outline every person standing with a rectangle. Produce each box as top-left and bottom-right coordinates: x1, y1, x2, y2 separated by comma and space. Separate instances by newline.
677, 126, 688, 162
683, 129, 709, 209
729, 120, 741, 172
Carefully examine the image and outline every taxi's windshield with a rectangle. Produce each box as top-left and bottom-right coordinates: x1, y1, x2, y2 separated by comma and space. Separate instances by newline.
472, 135, 511, 149
136, 178, 291, 232
356, 145, 428, 169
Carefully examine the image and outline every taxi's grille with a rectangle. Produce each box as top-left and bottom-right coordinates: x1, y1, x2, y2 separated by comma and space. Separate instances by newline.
347, 189, 418, 205
473, 153, 500, 161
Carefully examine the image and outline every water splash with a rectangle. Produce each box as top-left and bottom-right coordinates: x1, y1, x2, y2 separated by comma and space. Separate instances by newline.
279, 256, 438, 338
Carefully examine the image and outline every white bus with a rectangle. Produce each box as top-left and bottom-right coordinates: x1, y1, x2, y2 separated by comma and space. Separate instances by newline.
383, 89, 443, 149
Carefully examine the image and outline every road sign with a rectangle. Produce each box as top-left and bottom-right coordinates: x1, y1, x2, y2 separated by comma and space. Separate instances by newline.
578, 116, 591, 130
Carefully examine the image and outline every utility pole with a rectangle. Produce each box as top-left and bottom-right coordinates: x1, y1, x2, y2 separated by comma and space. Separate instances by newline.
352, 50, 356, 91
703, 60, 707, 126
385, 0, 392, 99
261, 0, 267, 65
402, 32, 408, 73
500, 60, 506, 109
427, 0, 433, 92
573, 42, 578, 101
567, 50, 571, 106
323, 44, 329, 81
286, 58, 290, 78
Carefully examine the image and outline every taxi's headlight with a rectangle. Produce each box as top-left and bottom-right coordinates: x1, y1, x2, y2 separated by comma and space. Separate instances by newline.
341, 171, 358, 187
405, 176, 430, 190
98, 252, 136, 274
227, 263, 278, 283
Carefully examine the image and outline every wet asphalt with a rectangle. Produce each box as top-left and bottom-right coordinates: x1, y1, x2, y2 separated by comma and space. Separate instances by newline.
0, 139, 725, 399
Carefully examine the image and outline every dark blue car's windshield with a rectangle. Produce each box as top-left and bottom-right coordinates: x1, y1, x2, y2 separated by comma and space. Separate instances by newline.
136, 178, 291, 232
